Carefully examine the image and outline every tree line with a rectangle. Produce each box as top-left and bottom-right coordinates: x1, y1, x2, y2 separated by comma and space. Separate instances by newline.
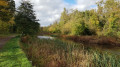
48, 0, 120, 37
0, 0, 40, 36
0, 0, 15, 34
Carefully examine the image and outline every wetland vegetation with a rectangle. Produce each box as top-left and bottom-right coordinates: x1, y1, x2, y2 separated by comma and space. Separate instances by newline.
1, 0, 120, 67
20, 36, 120, 67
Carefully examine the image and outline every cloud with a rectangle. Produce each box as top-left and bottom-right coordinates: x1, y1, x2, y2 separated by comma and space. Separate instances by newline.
14, 0, 99, 26
71, 0, 99, 11
31, 0, 68, 26
14, 0, 69, 26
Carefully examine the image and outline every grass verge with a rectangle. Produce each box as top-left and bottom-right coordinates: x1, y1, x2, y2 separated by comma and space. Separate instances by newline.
0, 37, 32, 67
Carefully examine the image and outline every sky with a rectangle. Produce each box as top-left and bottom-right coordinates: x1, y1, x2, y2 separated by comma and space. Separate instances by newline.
14, 0, 99, 27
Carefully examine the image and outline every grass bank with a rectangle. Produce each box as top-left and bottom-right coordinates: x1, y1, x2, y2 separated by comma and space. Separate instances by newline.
21, 37, 120, 67
0, 37, 32, 67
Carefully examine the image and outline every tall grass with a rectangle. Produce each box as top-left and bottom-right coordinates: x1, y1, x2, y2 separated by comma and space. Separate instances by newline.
21, 37, 120, 67
91, 51, 120, 67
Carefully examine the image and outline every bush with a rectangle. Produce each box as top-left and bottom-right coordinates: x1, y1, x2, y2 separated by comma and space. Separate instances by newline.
0, 20, 10, 34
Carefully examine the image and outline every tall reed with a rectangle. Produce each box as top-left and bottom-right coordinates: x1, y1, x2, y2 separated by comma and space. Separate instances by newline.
20, 37, 120, 67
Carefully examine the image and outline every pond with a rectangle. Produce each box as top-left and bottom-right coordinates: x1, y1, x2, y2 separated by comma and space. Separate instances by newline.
38, 36, 120, 55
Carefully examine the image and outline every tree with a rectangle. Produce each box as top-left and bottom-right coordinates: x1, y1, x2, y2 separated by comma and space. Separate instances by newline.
0, 0, 15, 34
101, 0, 120, 36
47, 0, 120, 37
59, 8, 69, 27
15, 0, 40, 36
103, 14, 120, 36
48, 21, 60, 33
0, 0, 15, 22
89, 14, 99, 30
97, 0, 106, 28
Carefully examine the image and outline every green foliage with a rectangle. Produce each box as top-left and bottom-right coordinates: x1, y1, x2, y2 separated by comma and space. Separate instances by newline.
49, 9, 92, 35
0, 20, 10, 34
0, 0, 15, 34
101, 0, 120, 37
59, 8, 69, 26
61, 22, 72, 34
88, 11, 100, 35
103, 17, 120, 36
0, 37, 32, 67
49, 21, 60, 33
15, 1, 40, 36
0, 0, 15, 22
71, 19, 90, 35
48, 0, 120, 37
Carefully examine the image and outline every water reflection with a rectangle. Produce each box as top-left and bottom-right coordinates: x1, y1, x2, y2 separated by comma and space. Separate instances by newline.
38, 36, 54, 39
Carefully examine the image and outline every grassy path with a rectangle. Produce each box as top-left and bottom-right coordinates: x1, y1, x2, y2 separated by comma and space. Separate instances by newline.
0, 36, 14, 49
0, 37, 32, 67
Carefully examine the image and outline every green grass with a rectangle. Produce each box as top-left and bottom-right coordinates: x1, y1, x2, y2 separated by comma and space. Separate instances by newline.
0, 37, 32, 67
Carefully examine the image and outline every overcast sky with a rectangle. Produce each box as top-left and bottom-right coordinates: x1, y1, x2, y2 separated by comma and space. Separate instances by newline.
14, 0, 99, 27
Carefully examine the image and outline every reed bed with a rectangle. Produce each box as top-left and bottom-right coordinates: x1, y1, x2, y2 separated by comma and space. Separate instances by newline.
20, 37, 120, 67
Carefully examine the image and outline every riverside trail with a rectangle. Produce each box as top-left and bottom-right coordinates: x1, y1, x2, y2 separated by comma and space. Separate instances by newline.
0, 36, 15, 49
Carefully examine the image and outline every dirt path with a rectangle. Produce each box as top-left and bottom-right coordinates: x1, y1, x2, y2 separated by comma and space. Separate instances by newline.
0, 36, 15, 49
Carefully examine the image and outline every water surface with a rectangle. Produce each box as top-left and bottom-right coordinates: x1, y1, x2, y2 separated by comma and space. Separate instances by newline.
38, 36, 54, 39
